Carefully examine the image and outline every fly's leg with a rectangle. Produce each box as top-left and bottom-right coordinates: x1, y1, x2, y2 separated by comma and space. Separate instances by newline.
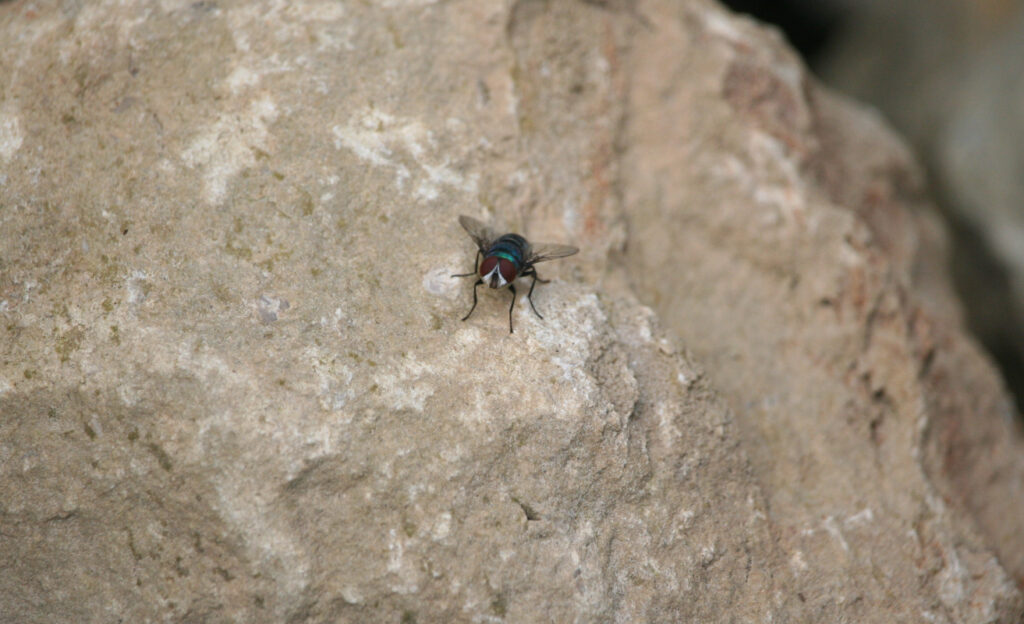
451, 251, 482, 278
455, 252, 483, 324
461, 279, 483, 321
507, 284, 517, 333
524, 268, 549, 320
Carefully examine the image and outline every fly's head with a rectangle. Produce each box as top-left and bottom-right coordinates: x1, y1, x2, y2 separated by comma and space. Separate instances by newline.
479, 255, 517, 289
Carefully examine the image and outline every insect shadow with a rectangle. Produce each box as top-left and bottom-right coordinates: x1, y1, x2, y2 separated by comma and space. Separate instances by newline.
452, 215, 578, 333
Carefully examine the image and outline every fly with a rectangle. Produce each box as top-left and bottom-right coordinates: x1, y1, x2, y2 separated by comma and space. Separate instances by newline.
452, 215, 579, 333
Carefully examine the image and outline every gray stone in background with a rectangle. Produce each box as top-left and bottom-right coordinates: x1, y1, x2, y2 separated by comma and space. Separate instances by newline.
0, 0, 1022, 622
819, 0, 1024, 416
938, 11, 1024, 348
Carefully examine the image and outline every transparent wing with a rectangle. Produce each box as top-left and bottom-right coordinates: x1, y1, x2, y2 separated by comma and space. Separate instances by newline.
528, 242, 579, 264
458, 215, 499, 252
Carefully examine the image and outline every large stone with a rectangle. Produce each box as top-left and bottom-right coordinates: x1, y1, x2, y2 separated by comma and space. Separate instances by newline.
618, 3, 1024, 615
1, 0, 1021, 622
819, 0, 1024, 418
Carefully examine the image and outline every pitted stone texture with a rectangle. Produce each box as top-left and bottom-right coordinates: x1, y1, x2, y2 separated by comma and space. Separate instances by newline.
0, 0, 1022, 622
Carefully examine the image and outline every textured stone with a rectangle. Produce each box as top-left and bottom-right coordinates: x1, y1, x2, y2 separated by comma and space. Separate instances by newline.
1, 0, 1022, 622
617, 5, 1024, 618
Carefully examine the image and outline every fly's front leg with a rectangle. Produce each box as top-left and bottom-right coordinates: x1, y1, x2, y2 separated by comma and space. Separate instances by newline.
461, 279, 483, 321
524, 268, 548, 320
507, 284, 517, 333
451, 250, 482, 278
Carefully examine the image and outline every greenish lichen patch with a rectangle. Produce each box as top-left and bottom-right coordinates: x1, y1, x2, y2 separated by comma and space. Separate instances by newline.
256, 249, 292, 273
146, 442, 173, 472
99, 254, 123, 283
55, 326, 85, 363
299, 189, 314, 216
225, 240, 253, 261
490, 593, 507, 617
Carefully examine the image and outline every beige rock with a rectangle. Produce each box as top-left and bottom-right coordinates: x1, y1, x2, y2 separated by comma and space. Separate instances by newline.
620, 1, 1024, 617
0, 0, 1021, 622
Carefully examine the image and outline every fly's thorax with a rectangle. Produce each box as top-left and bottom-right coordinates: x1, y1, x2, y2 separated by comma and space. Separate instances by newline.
487, 234, 530, 266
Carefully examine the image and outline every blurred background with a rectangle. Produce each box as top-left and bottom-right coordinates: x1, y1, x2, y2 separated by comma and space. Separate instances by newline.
722, 0, 1024, 418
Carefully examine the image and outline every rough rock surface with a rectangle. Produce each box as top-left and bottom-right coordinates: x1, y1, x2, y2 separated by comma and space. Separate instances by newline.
1, 1, 1022, 623
617, 4, 1024, 615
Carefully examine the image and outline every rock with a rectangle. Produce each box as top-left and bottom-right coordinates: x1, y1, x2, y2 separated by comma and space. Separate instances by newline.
619, 1, 1024, 617
0, 1, 1021, 622
819, 0, 1024, 420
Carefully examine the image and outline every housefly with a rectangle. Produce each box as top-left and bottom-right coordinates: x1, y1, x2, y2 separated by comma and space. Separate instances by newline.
452, 215, 578, 333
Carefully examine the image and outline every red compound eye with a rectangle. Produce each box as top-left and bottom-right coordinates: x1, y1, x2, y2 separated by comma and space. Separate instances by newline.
479, 256, 499, 278
498, 259, 517, 283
